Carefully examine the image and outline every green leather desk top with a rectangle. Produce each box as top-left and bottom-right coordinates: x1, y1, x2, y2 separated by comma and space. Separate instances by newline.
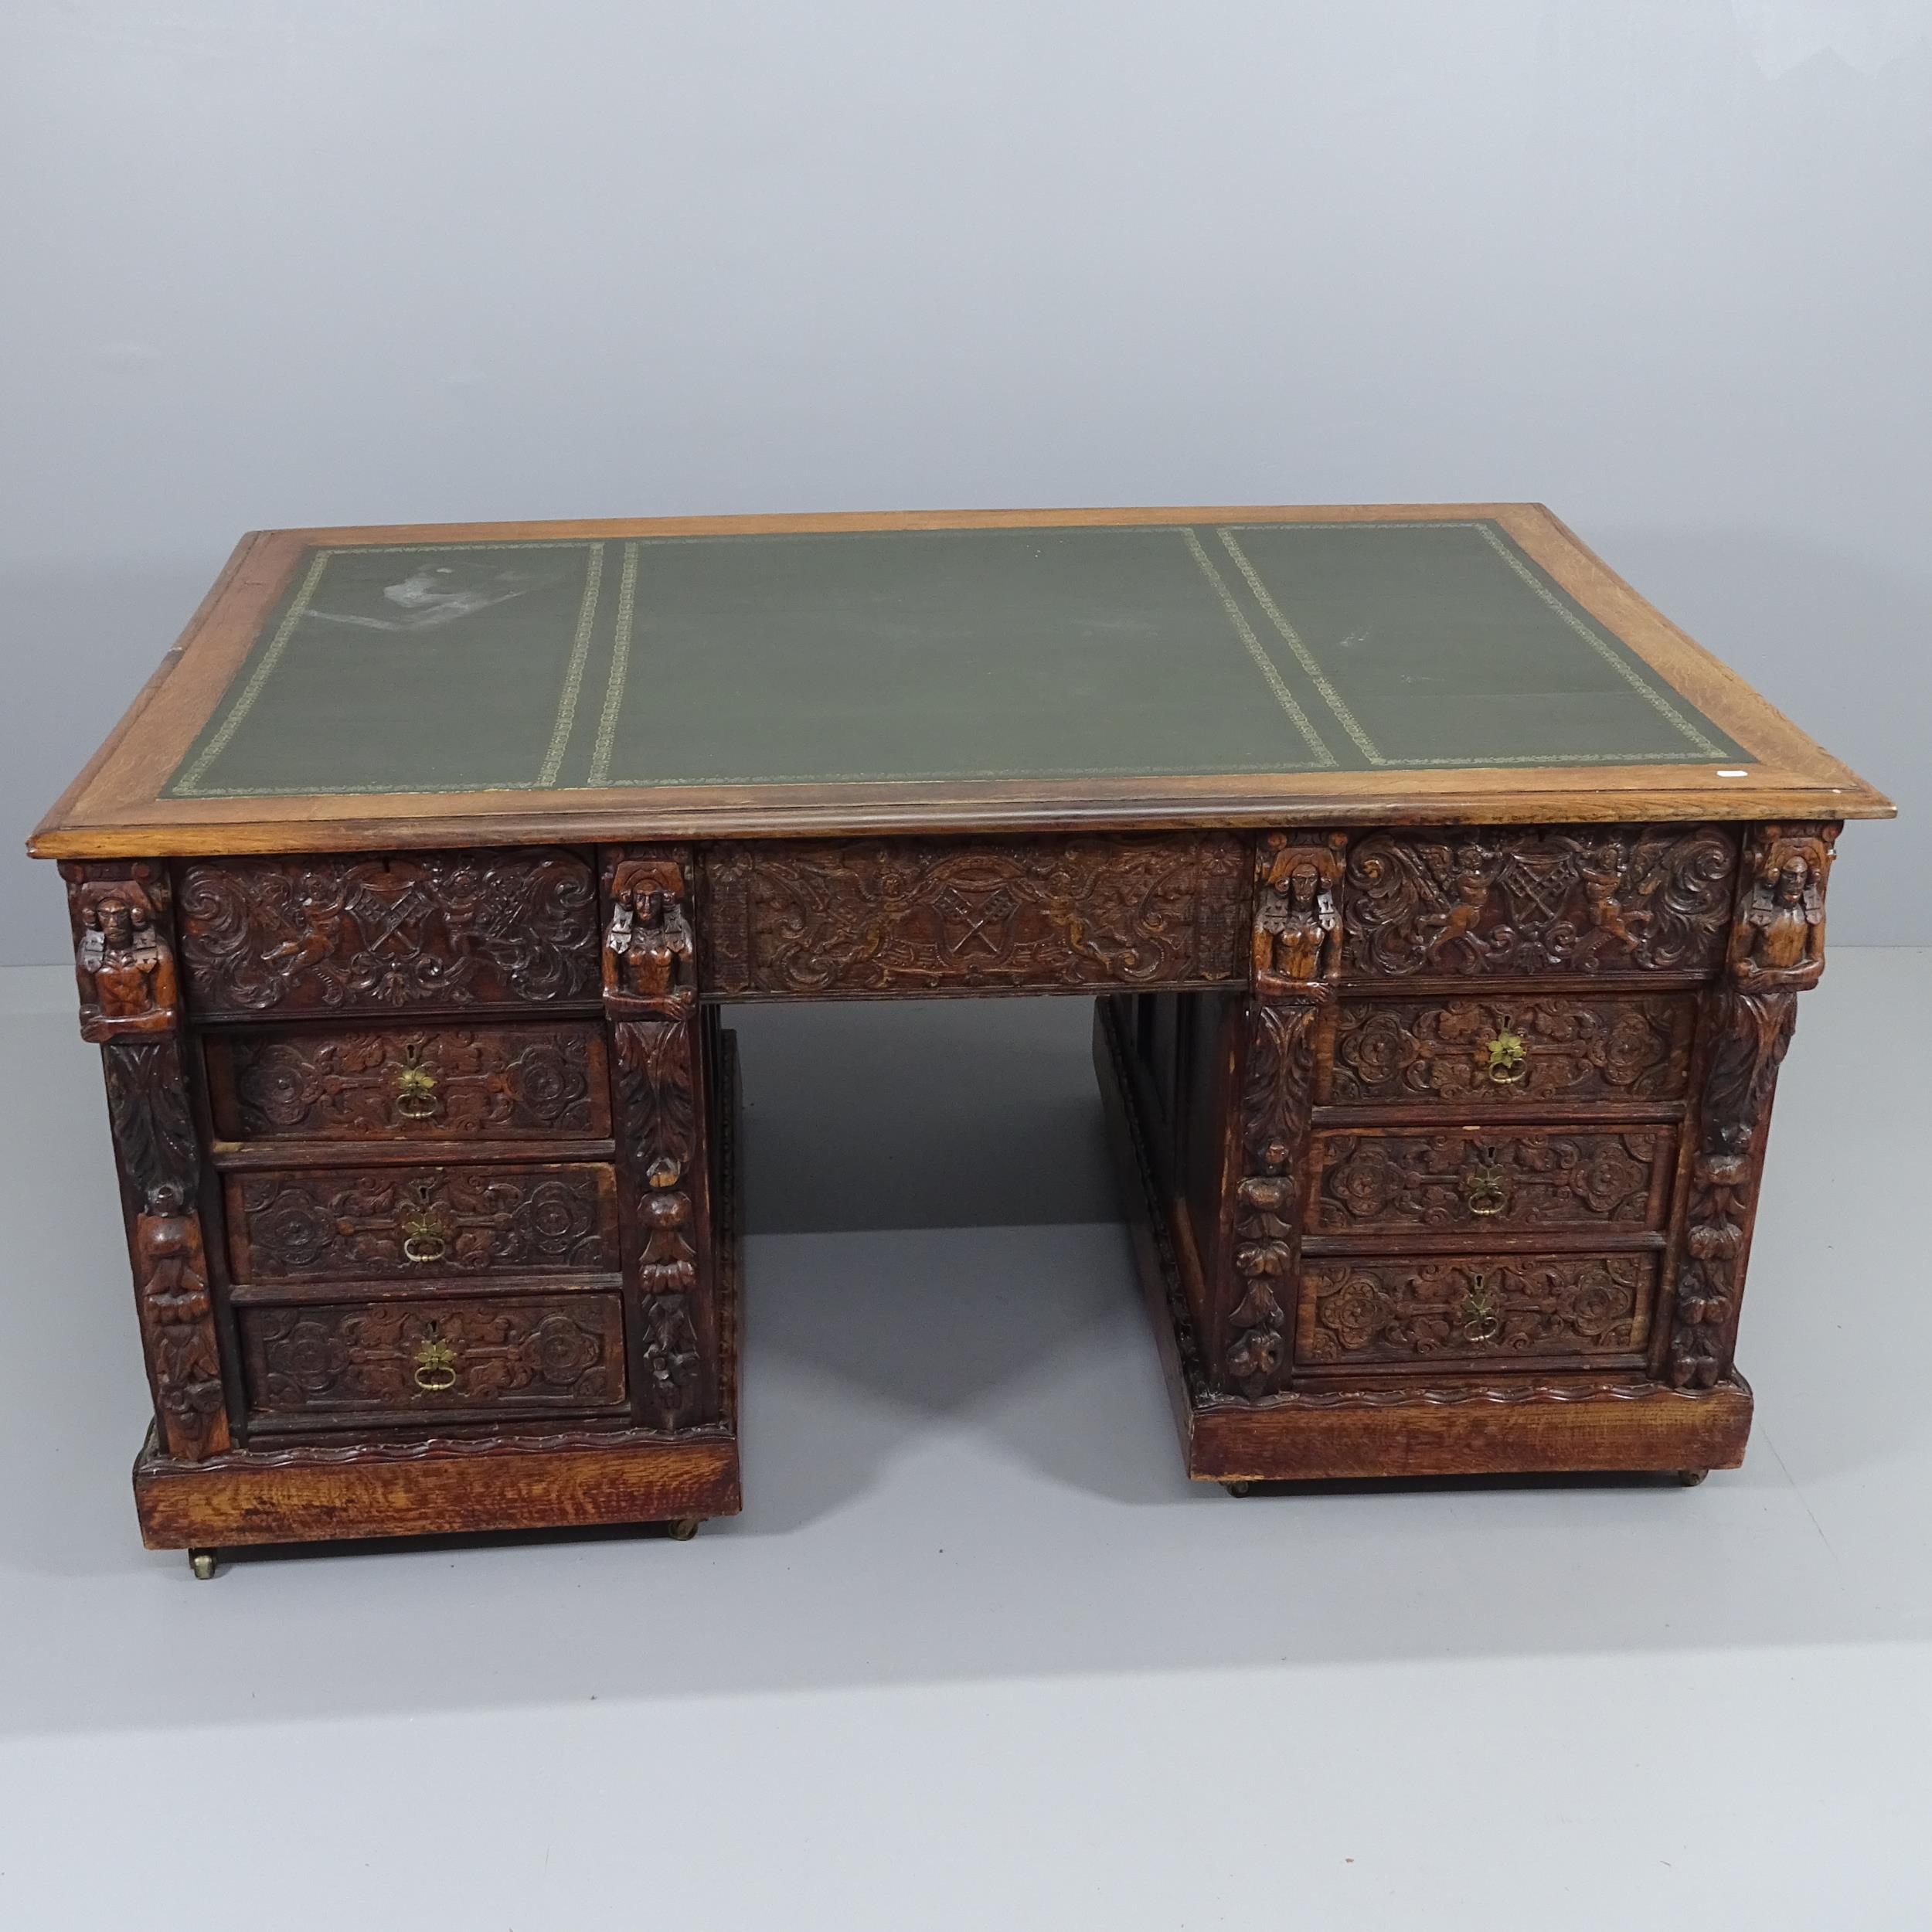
30, 506, 1890, 857
166, 518, 1745, 801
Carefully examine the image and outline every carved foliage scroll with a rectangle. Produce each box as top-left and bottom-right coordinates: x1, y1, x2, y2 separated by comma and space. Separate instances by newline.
1669, 986, 1795, 1389
703, 834, 1247, 996
1341, 825, 1737, 978
176, 849, 601, 1016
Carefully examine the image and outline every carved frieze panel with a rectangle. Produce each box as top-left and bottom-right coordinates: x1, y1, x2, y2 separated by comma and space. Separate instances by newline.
1340, 825, 1737, 978
703, 834, 1248, 996
240, 1294, 627, 1420
206, 1023, 607, 1141
1308, 1124, 1672, 1236
227, 1163, 620, 1281
1328, 993, 1696, 1107
176, 849, 601, 1016
1297, 1253, 1655, 1367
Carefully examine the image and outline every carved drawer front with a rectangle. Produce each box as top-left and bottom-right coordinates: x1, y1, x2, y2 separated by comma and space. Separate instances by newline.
205, 1022, 610, 1142
702, 833, 1248, 996
1307, 1124, 1676, 1238
226, 1162, 621, 1283
1295, 1252, 1658, 1369
238, 1293, 628, 1426
1339, 825, 1737, 979
1326, 992, 1696, 1107
175, 849, 602, 1018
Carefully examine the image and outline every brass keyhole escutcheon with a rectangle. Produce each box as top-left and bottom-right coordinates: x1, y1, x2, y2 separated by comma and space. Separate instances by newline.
412, 1336, 458, 1393
1461, 1274, 1502, 1345
400, 1211, 448, 1265
394, 1043, 440, 1121
1482, 1026, 1527, 1085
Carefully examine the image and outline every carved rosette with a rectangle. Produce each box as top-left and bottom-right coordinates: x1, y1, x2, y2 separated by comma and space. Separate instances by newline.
601, 845, 710, 1430
64, 862, 230, 1461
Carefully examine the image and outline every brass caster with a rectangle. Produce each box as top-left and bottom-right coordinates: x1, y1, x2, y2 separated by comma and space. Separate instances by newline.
1677, 1469, 1709, 1487
1223, 1481, 1252, 1498
189, 1549, 218, 1580
668, 1517, 701, 1542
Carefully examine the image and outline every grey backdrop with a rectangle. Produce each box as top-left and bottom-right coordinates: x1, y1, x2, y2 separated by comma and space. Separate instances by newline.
2, 0, 1924, 964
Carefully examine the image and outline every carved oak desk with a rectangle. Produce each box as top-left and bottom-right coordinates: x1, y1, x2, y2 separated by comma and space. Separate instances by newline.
29, 506, 1890, 1572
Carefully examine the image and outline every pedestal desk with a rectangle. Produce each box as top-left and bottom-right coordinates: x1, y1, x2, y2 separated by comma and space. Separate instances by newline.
29, 505, 1891, 1573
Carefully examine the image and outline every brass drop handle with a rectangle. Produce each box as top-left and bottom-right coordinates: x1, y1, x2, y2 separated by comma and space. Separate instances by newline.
400, 1213, 448, 1265
393, 1046, 439, 1120
1460, 1274, 1502, 1345
1463, 1161, 1509, 1218
1481, 1026, 1527, 1085
412, 1336, 458, 1392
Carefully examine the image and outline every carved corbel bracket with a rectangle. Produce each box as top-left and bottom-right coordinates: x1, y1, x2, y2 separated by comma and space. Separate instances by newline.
1729, 821, 1838, 991
1253, 830, 1348, 1004
601, 851, 698, 1018
60, 861, 180, 1042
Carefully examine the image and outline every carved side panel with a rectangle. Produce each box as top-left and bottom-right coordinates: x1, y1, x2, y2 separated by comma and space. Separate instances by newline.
1340, 825, 1738, 978
1668, 986, 1796, 1389
1223, 1000, 1320, 1396
702, 833, 1248, 995
175, 849, 601, 1015
65, 859, 230, 1462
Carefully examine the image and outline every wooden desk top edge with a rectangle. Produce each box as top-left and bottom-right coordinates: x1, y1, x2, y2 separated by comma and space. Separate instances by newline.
29, 502, 1893, 859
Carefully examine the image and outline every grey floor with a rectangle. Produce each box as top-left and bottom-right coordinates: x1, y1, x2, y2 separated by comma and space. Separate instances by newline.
0, 954, 1927, 1927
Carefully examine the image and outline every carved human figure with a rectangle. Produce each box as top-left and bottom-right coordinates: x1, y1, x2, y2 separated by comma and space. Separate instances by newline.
1737, 852, 1825, 982
81, 889, 178, 1029
1579, 845, 1638, 951
134, 1185, 226, 1450
607, 883, 696, 1005
1422, 845, 1493, 963
1255, 858, 1338, 985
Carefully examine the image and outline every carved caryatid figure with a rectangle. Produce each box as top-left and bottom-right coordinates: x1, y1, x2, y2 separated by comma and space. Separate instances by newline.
1736, 851, 1826, 985
76, 884, 179, 1036
605, 878, 696, 1012
1253, 835, 1344, 996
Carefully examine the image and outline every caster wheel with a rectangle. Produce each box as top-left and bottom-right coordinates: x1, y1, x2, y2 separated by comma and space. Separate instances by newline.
1223, 1481, 1252, 1498
1677, 1469, 1709, 1487
668, 1517, 702, 1541
189, 1549, 219, 1580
